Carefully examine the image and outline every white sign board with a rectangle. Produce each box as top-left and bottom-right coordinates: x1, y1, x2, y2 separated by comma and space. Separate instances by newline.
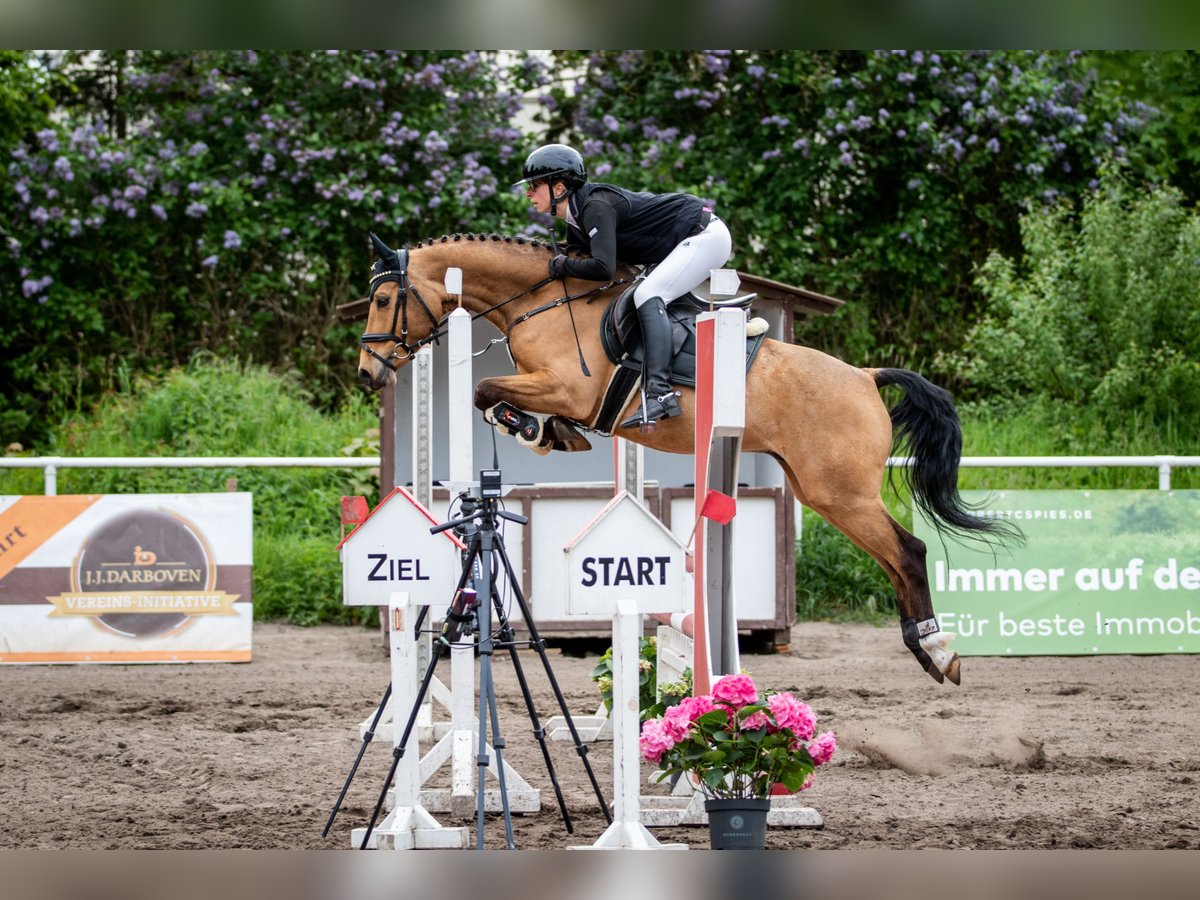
0, 493, 252, 664
562, 491, 688, 617
339, 487, 465, 608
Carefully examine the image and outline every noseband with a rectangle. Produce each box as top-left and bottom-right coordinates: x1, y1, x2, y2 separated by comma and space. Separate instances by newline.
359, 247, 442, 370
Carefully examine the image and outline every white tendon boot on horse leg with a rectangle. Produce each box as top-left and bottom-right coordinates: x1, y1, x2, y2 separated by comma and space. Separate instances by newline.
921, 630, 961, 685
902, 616, 961, 685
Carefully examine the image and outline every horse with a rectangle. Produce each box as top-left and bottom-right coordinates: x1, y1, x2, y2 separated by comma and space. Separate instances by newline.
356, 231, 1016, 685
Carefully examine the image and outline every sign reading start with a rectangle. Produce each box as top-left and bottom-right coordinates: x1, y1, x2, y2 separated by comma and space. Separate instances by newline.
563, 492, 688, 617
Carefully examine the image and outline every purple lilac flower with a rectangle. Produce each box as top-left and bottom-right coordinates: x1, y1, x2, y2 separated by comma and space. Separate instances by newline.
223, 230, 242, 249
186, 202, 209, 217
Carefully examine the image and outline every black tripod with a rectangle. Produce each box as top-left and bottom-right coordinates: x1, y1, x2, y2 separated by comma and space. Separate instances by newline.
356, 483, 611, 849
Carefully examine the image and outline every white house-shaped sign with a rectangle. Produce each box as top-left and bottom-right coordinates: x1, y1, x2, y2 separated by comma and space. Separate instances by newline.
562, 491, 689, 617
338, 487, 466, 608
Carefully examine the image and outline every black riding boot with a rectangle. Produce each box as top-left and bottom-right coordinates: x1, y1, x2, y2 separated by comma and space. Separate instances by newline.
620, 297, 682, 430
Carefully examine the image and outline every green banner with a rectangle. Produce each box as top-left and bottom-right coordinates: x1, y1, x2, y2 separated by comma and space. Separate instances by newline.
915, 490, 1200, 655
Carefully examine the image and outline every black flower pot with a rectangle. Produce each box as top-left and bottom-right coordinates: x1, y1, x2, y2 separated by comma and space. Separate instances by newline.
703, 797, 770, 849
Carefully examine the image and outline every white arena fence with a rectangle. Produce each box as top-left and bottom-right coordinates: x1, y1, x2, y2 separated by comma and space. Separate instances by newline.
0, 455, 383, 496
3, 455, 1200, 497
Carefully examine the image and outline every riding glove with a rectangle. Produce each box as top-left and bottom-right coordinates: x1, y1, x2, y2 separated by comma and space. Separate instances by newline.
548, 254, 570, 279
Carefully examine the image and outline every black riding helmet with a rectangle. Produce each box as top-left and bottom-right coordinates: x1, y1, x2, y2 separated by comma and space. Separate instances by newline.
514, 143, 588, 191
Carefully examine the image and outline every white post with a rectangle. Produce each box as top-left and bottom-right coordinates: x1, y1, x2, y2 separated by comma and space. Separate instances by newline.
412, 347, 434, 506
580, 600, 684, 850
352, 595, 468, 850
446, 304, 477, 814
411, 346, 436, 739
615, 436, 644, 501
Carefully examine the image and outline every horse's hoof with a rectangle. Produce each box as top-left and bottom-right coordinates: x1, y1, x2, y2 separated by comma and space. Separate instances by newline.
945, 654, 961, 686
926, 663, 945, 685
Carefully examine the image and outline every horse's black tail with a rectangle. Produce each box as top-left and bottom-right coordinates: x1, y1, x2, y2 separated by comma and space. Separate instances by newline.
874, 368, 1020, 545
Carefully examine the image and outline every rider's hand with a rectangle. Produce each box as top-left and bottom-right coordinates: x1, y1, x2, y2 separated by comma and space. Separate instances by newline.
548, 255, 570, 279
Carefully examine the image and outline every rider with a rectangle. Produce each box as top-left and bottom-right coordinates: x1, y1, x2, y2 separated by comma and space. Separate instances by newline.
515, 143, 733, 430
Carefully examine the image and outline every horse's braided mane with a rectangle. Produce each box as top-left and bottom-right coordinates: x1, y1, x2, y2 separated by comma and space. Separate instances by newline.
414, 232, 555, 252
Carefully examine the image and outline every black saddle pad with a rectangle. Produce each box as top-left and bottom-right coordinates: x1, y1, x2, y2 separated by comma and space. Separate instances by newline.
599, 283, 764, 387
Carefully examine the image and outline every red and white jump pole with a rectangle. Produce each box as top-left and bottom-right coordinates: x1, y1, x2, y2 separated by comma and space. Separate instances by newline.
689, 306, 746, 695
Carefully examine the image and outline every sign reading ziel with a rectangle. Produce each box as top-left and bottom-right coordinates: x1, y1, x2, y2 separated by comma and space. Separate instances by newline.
916, 489, 1200, 655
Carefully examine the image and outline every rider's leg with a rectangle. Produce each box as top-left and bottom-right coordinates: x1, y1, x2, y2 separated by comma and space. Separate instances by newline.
619, 296, 680, 428
621, 217, 732, 429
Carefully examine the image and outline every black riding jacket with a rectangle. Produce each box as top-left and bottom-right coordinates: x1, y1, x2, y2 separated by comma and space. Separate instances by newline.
559, 183, 710, 281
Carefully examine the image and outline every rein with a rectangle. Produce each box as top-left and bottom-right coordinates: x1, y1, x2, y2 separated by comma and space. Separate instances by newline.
507, 278, 631, 330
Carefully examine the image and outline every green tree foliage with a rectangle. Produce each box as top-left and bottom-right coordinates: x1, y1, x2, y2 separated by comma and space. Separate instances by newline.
538, 51, 1157, 371
1088, 51, 1200, 201
950, 174, 1200, 425
2, 50, 545, 445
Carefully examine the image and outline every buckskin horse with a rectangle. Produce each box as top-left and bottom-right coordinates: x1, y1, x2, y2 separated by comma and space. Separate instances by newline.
356, 232, 1015, 685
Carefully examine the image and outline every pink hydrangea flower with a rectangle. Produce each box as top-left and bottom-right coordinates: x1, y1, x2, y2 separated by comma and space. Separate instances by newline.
712, 674, 758, 707
740, 710, 771, 732
638, 718, 674, 763
661, 705, 693, 742
808, 730, 837, 766
674, 694, 716, 722
768, 692, 816, 740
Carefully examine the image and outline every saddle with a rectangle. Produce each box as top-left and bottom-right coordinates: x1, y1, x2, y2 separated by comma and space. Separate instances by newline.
591, 280, 767, 434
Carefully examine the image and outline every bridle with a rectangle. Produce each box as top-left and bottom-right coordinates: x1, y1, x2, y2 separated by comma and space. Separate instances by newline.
359, 248, 443, 371
360, 243, 634, 372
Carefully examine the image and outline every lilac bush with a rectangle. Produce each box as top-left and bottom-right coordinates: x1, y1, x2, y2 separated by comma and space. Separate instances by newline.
2, 50, 538, 443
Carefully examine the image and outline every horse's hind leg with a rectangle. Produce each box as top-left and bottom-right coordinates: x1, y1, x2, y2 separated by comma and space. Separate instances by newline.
796, 491, 960, 686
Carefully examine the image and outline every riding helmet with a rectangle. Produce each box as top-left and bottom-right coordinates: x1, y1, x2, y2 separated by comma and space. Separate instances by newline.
515, 143, 587, 190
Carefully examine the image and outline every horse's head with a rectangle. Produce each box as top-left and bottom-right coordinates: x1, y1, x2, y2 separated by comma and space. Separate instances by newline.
357, 232, 444, 391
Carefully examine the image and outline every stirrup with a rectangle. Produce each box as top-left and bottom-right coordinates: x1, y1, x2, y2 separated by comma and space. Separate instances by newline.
619, 390, 681, 432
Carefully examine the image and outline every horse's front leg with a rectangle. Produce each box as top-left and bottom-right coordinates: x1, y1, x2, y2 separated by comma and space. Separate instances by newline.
475, 370, 592, 455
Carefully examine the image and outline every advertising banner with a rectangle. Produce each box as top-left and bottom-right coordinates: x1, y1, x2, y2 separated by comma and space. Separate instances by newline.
916, 490, 1200, 656
0, 493, 252, 663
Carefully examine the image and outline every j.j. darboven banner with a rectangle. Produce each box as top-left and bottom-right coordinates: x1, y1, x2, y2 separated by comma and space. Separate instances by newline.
0, 493, 252, 663
916, 490, 1200, 656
